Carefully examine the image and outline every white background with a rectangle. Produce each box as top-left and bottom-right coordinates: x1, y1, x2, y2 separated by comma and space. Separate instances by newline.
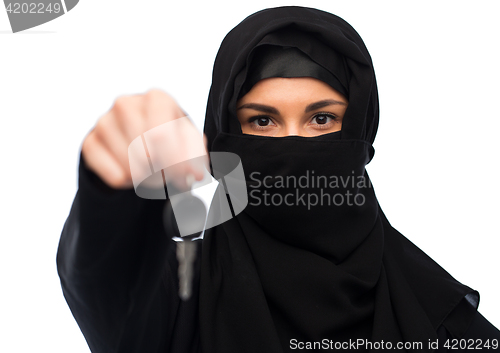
1, 1, 499, 351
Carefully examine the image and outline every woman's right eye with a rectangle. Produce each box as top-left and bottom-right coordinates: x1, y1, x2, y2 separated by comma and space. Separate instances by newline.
250, 116, 275, 127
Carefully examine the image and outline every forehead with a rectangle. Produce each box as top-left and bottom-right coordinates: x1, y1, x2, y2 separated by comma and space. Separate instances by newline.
238, 77, 348, 104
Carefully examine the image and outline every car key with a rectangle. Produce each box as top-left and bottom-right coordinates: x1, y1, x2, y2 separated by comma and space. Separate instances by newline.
164, 174, 207, 301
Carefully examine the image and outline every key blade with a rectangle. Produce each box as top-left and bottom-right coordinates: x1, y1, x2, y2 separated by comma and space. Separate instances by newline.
176, 240, 197, 301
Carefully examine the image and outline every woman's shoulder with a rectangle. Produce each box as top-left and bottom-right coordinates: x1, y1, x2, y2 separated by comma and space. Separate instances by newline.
437, 298, 500, 352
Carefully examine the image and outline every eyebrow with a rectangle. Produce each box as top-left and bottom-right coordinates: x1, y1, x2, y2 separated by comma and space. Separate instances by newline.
236, 103, 279, 114
305, 99, 347, 112
237, 99, 347, 114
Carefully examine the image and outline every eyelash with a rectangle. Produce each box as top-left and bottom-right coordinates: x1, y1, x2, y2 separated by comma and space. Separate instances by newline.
248, 112, 339, 130
247, 116, 273, 130
311, 112, 339, 129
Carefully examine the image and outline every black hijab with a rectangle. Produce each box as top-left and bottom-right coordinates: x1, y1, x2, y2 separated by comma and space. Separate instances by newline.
200, 6, 477, 352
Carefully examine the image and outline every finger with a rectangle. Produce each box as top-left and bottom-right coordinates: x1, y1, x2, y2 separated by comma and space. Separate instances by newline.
143, 116, 207, 181
177, 122, 209, 181
82, 132, 132, 189
112, 94, 146, 142
164, 153, 210, 189
143, 89, 185, 128
93, 111, 133, 174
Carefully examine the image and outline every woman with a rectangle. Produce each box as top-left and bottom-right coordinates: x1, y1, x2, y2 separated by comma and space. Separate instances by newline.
57, 6, 499, 353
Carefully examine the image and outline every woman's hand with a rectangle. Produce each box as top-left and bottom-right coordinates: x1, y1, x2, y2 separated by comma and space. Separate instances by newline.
81, 89, 207, 191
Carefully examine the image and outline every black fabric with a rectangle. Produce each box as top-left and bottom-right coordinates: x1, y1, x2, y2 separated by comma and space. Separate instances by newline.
200, 5, 480, 353
57, 156, 499, 353
57, 154, 201, 353
239, 45, 348, 99
437, 300, 500, 352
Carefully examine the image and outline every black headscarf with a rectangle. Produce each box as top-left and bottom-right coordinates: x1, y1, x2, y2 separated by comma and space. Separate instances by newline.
238, 45, 349, 99
200, 6, 477, 352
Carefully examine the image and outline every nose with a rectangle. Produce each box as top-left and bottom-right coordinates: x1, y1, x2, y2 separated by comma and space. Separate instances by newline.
279, 125, 304, 137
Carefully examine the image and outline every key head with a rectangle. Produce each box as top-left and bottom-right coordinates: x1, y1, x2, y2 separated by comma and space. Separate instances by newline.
164, 194, 207, 240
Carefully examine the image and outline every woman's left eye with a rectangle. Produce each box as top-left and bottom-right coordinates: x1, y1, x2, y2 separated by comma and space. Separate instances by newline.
311, 113, 336, 125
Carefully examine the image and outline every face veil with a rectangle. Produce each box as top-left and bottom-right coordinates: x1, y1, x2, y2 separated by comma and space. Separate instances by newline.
200, 6, 477, 353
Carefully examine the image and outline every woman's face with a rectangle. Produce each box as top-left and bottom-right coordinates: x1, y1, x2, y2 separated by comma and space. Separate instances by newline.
236, 77, 348, 137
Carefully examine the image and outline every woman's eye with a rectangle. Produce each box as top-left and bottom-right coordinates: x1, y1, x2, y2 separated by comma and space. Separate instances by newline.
250, 117, 275, 127
311, 113, 336, 125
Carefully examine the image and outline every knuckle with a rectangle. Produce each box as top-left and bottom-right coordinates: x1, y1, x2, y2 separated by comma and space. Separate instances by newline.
108, 174, 126, 189
143, 90, 184, 125
113, 95, 141, 116
145, 88, 176, 109
113, 95, 130, 110
107, 167, 131, 189
145, 88, 167, 100
82, 132, 93, 150
93, 117, 110, 139
112, 95, 142, 124
81, 135, 92, 157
